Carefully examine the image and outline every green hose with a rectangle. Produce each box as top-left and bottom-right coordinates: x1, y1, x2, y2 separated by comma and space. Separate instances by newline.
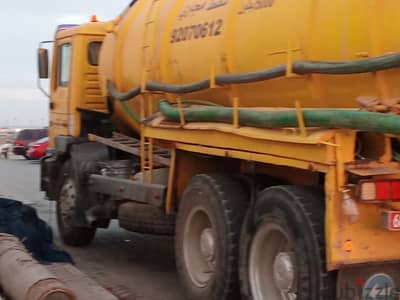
159, 100, 400, 135
120, 101, 141, 123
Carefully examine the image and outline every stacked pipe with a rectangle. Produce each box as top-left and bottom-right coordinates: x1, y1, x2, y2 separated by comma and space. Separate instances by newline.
0, 234, 76, 300
357, 96, 400, 114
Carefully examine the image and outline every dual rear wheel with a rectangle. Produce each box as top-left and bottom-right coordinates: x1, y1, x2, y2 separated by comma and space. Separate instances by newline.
56, 163, 334, 299
176, 175, 334, 300
175, 175, 247, 300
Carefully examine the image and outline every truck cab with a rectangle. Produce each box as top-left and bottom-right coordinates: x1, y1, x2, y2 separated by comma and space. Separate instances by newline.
39, 21, 109, 148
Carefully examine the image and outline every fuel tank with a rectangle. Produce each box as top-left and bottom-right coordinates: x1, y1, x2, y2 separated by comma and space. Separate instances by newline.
99, 0, 400, 133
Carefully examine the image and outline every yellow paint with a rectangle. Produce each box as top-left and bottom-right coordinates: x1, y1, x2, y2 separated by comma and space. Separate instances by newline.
160, 0, 185, 83
143, 125, 331, 165
225, 0, 240, 73
149, 115, 337, 145
174, 142, 329, 173
370, 0, 391, 100
176, 99, 186, 126
334, 131, 356, 189
233, 97, 239, 128
48, 22, 109, 146
166, 148, 177, 214
210, 65, 217, 88
294, 101, 307, 137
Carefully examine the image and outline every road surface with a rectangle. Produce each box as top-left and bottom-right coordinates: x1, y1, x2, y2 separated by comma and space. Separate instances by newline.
0, 157, 186, 300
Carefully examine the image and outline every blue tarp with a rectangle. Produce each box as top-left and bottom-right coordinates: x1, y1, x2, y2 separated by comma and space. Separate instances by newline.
0, 198, 72, 264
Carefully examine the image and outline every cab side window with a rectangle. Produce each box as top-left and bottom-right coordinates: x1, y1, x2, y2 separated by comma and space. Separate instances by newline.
57, 43, 72, 87
88, 42, 102, 66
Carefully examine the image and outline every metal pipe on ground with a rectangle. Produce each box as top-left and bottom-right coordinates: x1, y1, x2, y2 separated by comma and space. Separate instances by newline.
0, 234, 76, 300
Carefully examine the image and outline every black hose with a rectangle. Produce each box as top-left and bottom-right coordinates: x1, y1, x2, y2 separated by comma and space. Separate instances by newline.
216, 65, 286, 84
108, 52, 400, 102
107, 81, 141, 102
293, 53, 400, 74
147, 80, 210, 94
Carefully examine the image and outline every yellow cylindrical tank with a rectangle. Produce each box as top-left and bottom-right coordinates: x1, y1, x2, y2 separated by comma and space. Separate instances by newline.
99, 0, 400, 133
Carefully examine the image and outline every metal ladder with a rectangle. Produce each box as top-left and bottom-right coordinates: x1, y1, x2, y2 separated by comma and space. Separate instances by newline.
140, 0, 163, 183
88, 133, 171, 168
141, 0, 162, 83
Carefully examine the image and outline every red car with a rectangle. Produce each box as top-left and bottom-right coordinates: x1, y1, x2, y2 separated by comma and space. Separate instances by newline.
26, 137, 48, 160
13, 128, 48, 158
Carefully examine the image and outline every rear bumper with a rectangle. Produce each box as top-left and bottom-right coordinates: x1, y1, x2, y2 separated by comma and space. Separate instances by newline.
338, 263, 400, 299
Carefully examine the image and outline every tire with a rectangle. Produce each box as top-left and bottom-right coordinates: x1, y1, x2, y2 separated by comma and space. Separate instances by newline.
56, 161, 96, 246
175, 174, 248, 300
118, 202, 175, 235
240, 186, 335, 300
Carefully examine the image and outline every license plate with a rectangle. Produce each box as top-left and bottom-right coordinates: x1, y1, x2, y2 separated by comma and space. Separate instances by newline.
382, 211, 400, 231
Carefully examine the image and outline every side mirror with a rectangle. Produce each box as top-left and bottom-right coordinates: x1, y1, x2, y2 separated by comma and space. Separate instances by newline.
38, 48, 49, 79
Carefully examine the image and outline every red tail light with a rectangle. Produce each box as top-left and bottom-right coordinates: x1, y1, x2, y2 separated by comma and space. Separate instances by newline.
359, 180, 400, 202
15, 140, 23, 146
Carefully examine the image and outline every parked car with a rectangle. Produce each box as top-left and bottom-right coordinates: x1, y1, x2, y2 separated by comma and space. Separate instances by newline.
13, 129, 48, 158
26, 137, 48, 160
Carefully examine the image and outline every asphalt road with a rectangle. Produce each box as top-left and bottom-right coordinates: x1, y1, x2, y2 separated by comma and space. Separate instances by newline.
0, 157, 186, 300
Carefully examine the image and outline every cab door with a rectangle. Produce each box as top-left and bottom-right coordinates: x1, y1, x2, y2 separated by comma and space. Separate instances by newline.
49, 38, 73, 145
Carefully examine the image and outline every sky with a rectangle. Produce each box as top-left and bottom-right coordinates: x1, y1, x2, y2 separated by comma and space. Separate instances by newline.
0, 0, 129, 128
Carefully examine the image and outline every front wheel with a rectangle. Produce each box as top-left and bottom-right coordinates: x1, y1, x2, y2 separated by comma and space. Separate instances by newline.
240, 186, 335, 300
175, 174, 248, 300
56, 162, 96, 246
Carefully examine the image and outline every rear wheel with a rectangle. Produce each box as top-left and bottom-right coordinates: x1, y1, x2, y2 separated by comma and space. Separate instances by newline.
56, 162, 96, 246
240, 186, 335, 300
175, 174, 248, 300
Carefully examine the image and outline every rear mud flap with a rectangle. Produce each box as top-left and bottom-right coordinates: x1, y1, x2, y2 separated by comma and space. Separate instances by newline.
338, 264, 400, 300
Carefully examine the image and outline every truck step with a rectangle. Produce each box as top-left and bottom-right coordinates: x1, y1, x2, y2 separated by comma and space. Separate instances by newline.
88, 132, 170, 166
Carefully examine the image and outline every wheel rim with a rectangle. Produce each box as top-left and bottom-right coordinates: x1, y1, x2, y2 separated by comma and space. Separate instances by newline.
58, 178, 77, 229
249, 222, 297, 300
183, 206, 216, 288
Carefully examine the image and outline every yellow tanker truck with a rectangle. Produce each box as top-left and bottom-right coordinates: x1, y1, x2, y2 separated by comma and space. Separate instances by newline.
38, 1, 400, 299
